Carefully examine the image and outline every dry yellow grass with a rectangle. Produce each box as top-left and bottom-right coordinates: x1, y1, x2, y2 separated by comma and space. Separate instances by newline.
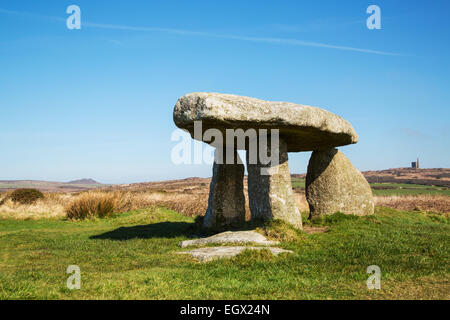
374, 194, 450, 215
0, 190, 209, 220
136, 191, 208, 217
0, 188, 448, 220
64, 190, 210, 219
66, 191, 124, 219
0, 192, 70, 220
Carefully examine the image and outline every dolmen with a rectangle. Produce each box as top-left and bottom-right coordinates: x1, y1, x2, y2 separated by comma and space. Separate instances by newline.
173, 92, 374, 230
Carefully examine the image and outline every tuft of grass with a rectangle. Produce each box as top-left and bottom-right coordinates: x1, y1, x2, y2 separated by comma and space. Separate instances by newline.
256, 219, 304, 242
65, 191, 133, 220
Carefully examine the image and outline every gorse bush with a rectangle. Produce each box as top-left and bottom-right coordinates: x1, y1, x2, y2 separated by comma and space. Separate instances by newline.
1, 188, 45, 205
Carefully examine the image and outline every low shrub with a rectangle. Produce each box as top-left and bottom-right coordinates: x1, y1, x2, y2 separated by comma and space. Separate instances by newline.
1, 188, 44, 205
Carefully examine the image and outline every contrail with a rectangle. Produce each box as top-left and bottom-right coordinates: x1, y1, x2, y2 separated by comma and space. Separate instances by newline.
0, 7, 404, 56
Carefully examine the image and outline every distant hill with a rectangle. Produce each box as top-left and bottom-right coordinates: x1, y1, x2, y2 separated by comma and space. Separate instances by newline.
2, 168, 449, 194
68, 179, 100, 185
0, 179, 104, 193
362, 168, 450, 187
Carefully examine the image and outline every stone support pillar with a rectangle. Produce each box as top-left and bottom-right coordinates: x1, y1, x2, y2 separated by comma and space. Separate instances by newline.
246, 137, 302, 229
203, 148, 246, 229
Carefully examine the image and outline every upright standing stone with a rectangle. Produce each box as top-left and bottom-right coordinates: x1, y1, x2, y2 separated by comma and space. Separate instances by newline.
203, 148, 246, 229
247, 137, 302, 229
306, 148, 374, 218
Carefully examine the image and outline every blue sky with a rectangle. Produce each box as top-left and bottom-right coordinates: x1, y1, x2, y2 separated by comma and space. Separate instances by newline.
0, 0, 449, 184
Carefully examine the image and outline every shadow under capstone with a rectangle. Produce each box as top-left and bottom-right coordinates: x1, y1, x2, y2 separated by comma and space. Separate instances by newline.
90, 222, 196, 241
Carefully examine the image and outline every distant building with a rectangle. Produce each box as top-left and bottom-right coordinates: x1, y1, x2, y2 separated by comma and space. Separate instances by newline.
411, 158, 420, 169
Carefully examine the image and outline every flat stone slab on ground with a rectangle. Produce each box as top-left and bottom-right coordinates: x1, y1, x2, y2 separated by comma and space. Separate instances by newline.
177, 246, 293, 262
178, 230, 279, 248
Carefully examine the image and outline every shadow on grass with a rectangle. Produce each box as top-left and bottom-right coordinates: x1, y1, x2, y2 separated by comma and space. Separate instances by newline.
90, 218, 279, 241
90, 222, 196, 241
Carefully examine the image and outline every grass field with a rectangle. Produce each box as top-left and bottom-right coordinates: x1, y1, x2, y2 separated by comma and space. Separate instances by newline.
291, 178, 450, 196
370, 183, 450, 196
0, 206, 448, 299
291, 178, 306, 189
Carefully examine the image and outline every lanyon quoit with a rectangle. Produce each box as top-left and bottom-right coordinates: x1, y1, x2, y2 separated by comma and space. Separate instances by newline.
173, 92, 374, 230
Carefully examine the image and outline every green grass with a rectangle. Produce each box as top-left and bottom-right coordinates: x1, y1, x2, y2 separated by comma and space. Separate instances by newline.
369, 183, 450, 196
291, 178, 306, 189
291, 178, 450, 196
0, 206, 449, 299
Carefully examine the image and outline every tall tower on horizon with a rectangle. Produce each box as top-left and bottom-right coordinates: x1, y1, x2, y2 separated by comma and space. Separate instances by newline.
417, 158, 420, 169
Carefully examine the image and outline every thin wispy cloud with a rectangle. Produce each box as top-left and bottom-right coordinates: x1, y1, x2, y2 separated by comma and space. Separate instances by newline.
270, 18, 368, 33
0, 7, 405, 56
213, 34, 402, 56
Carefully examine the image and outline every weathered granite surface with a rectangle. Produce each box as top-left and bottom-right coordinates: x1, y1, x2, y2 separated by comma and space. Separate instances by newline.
177, 246, 293, 262
178, 231, 279, 248
306, 148, 374, 218
247, 138, 302, 229
203, 148, 246, 229
173, 92, 367, 231
173, 92, 358, 152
